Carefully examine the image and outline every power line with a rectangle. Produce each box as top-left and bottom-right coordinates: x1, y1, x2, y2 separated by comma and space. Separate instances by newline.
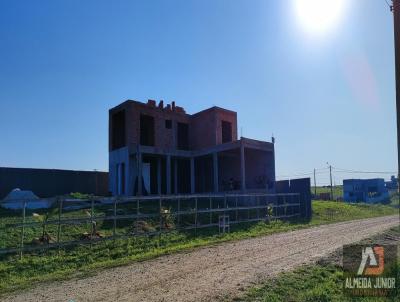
385, 0, 393, 10
332, 167, 397, 174
276, 167, 330, 178
276, 172, 313, 178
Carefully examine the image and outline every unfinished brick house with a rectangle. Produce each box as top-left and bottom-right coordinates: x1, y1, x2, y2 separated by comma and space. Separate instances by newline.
109, 99, 275, 196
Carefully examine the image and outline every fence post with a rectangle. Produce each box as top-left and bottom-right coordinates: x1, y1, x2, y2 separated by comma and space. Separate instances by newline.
57, 198, 63, 254
209, 196, 212, 225
135, 198, 139, 234
132, 198, 138, 249
19, 200, 26, 260
297, 194, 301, 217
264, 195, 268, 222
235, 195, 238, 222
177, 197, 181, 228
257, 195, 260, 220
194, 197, 198, 235
159, 197, 162, 247
248, 197, 250, 220
90, 197, 94, 249
113, 197, 117, 241
223, 194, 227, 225
284, 195, 287, 218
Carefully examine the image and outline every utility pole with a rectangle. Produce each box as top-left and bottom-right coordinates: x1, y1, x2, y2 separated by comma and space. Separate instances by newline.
329, 165, 333, 201
313, 168, 317, 197
392, 0, 400, 193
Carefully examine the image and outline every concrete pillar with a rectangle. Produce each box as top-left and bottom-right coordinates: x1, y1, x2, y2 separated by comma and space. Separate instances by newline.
240, 144, 246, 191
213, 152, 218, 193
137, 153, 143, 196
166, 155, 171, 195
190, 157, 195, 194
128, 156, 136, 196
174, 158, 178, 194
157, 157, 161, 195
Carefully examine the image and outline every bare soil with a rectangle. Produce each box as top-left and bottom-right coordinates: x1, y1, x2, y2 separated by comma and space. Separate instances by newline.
5, 215, 398, 302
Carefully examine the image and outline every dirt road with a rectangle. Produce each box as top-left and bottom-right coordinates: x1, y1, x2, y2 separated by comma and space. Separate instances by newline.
5, 215, 398, 302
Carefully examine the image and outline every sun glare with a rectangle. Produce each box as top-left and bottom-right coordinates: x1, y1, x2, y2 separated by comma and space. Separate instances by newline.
294, 0, 346, 35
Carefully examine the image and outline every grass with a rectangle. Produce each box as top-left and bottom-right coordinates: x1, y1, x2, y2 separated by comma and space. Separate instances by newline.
311, 200, 398, 224
389, 191, 400, 208
311, 186, 343, 198
238, 263, 399, 302
238, 227, 400, 302
0, 200, 397, 296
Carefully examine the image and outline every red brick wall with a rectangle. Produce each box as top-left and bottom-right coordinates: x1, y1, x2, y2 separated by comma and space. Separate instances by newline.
190, 109, 217, 150
215, 109, 237, 144
109, 101, 238, 152
190, 107, 238, 150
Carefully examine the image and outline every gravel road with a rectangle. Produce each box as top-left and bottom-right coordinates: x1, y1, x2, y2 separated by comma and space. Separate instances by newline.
5, 215, 398, 302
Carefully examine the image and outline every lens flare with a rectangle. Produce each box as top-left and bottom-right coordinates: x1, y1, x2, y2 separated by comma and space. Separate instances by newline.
294, 0, 346, 35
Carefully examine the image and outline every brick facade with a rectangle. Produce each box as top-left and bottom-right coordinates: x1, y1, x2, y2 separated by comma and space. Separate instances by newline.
109, 100, 237, 152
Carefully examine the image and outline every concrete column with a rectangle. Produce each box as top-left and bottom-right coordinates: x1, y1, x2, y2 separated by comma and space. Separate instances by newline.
166, 155, 171, 195
174, 158, 178, 194
240, 144, 246, 191
137, 153, 143, 196
157, 157, 161, 195
128, 156, 136, 196
213, 152, 218, 193
190, 157, 195, 194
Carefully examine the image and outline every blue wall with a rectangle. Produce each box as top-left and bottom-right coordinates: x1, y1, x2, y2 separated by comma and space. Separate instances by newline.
343, 178, 389, 203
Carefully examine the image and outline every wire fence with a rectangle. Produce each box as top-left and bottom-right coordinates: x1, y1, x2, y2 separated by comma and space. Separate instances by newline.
0, 193, 301, 258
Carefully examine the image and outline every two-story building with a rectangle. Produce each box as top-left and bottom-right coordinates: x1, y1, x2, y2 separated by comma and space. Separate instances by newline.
109, 99, 275, 196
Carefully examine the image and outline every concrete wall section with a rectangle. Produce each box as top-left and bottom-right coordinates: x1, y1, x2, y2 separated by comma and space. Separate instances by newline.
0, 167, 108, 199
194, 156, 214, 193
290, 178, 312, 220
244, 148, 275, 190
276, 178, 312, 221
218, 150, 241, 191
109, 147, 130, 196
275, 180, 290, 193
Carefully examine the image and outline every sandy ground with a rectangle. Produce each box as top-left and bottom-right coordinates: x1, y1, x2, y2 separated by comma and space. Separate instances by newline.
4, 215, 398, 302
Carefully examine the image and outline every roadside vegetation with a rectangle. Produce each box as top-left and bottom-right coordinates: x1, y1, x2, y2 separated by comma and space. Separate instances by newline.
312, 185, 400, 208
238, 263, 399, 302
0, 200, 397, 295
311, 185, 343, 198
238, 227, 400, 302
389, 191, 400, 208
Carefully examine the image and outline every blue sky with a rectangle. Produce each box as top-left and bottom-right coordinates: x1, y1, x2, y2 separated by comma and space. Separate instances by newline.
0, 0, 397, 185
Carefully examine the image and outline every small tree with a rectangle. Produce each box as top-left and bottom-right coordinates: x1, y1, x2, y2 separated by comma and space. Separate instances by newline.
32, 209, 57, 244
82, 209, 102, 239
266, 204, 274, 223
160, 207, 174, 229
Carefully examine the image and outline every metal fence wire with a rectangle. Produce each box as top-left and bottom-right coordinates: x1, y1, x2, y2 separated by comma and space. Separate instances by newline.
0, 193, 301, 257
